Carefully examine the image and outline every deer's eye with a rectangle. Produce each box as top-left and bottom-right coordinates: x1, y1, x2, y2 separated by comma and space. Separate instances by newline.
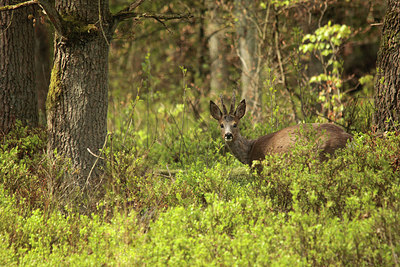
233, 123, 237, 128
220, 124, 224, 128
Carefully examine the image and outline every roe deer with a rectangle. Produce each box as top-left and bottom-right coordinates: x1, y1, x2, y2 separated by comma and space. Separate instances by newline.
210, 94, 353, 167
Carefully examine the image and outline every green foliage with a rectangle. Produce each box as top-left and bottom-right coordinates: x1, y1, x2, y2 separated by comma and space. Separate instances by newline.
0, 0, 394, 264
299, 22, 352, 122
134, 196, 399, 266
257, 132, 400, 217
261, 0, 299, 9
300, 22, 351, 55
0, 122, 47, 209
1, 118, 400, 265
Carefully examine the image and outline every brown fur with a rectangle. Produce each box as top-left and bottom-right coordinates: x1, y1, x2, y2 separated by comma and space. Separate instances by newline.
210, 98, 352, 167
248, 123, 353, 164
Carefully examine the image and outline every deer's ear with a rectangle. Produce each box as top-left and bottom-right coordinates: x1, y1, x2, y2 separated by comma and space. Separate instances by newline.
210, 100, 223, 120
234, 99, 246, 119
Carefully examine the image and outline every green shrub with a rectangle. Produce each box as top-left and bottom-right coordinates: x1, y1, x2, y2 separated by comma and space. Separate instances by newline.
1, 106, 400, 266
0, 123, 47, 209
256, 131, 400, 218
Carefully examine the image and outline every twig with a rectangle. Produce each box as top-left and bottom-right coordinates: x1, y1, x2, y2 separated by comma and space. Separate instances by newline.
98, 0, 110, 46
116, 0, 146, 14
317, 0, 328, 28
37, 0, 66, 37
165, 164, 175, 182
0, 0, 37, 11
0, 9, 13, 37
167, 111, 187, 152
153, 16, 171, 33
316, 113, 348, 129
179, 67, 187, 166
205, 26, 230, 43
123, 88, 140, 144
86, 133, 109, 186
274, 12, 298, 121
87, 148, 106, 160
114, 12, 193, 24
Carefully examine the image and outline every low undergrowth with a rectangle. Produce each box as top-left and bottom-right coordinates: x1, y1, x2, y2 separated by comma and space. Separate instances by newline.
1, 121, 399, 266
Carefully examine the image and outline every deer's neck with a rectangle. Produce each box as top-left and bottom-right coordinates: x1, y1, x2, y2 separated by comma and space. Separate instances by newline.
226, 134, 254, 165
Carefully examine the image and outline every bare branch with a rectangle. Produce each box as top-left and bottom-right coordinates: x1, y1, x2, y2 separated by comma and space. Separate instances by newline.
112, 0, 193, 32
0, 0, 38, 11
136, 13, 193, 21
113, 0, 146, 22
126, 0, 146, 12
0, 0, 67, 38
37, 0, 66, 37
114, 10, 193, 24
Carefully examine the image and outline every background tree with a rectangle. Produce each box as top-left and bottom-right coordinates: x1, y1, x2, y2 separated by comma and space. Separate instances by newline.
206, 0, 228, 93
34, 16, 51, 123
235, 0, 260, 116
0, 0, 38, 134
374, 0, 400, 131
105, 0, 383, 132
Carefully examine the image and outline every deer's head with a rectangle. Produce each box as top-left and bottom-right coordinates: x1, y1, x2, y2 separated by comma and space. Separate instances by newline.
210, 94, 246, 142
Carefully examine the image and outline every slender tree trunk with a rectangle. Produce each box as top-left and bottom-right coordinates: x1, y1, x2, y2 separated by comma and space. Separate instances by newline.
235, 0, 260, 115
374, 0, 400, 131
35, 20, 51, 124
0, 0, 38, 134
47, 0, 112, 188
197, 2, 207, 81
206, 0, 228, 92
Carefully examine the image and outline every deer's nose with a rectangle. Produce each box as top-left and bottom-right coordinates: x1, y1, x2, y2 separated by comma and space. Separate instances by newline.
224, 133, 233, 141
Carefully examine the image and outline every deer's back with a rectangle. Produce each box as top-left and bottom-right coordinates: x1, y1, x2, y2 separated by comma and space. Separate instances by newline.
249, 123, 352, 163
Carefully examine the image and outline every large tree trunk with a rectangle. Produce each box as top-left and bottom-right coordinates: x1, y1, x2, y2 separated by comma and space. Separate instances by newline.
47, 0, 112, 188
374, 0, 400, 131
0, 0, 38, 134
235, 0, 260, 116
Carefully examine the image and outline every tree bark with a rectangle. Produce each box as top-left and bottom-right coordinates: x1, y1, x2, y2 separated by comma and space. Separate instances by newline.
374, 0, 400, 131
0, 0, 38, 134
206, 0, 228, 92
46, 0, 112, 187
235, 0, 260, 115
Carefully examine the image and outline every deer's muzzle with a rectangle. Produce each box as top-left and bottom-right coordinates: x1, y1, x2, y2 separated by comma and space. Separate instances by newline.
224, 132, 233, 141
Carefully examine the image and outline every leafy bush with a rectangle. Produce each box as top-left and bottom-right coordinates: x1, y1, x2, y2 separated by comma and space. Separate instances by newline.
256, 131, 400, 217
0, 123, 47, 209
1, 117, 400, 266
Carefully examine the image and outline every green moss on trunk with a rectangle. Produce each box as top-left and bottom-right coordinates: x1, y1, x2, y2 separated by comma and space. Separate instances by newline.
62, 14, 99, 36
46, 63, 62, 112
